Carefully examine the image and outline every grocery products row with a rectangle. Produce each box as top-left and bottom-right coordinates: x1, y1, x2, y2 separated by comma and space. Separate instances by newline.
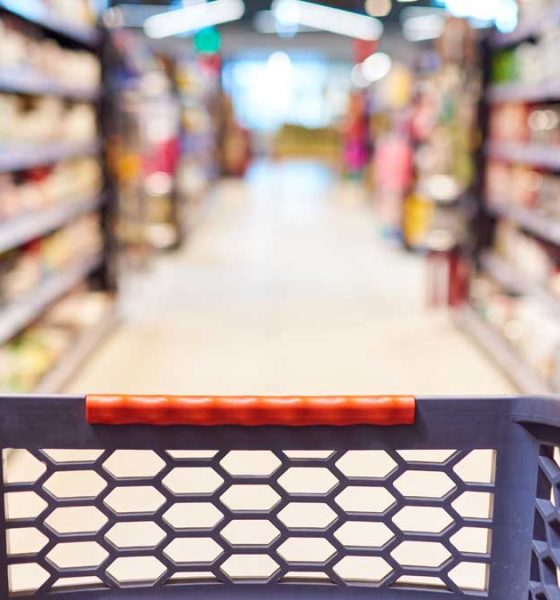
489, 102, 560, 145
441, 2, 560, 393
370, 17, 480, 251
469, 2, 560, 392
0, 13, 100, 94
0, 0, 112, 393
0, 95, 96, 144
0, 215, 101, 307
0, 288, 113, 393
0, 2, 225, 392
0, 158, 101, 221
365, 3, 560, 393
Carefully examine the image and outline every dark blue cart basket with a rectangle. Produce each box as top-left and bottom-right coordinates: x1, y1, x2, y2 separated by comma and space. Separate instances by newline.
0, 394, 559, 600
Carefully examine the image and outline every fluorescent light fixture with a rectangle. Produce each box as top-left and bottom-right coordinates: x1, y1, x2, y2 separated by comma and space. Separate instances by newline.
361, 52, 391, 82
103, 4, 176, 28
144, 0, 245, 39
401, 8, 445, 41
272, 0, 383, 40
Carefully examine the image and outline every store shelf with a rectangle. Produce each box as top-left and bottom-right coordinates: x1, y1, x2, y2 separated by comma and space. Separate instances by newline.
488, 203, 560, 246
0, 70, 99, 101
0, 0, 99, 47
481, 251, 560, 314
454, 305, 553, 394
35, 306, 119, 393
0, 195, 103, 253
489, 4, 560, 48
486, 141, 560, 170
488, 80, 560, 103
0, 254, 101, 346
0, 140, 100, 173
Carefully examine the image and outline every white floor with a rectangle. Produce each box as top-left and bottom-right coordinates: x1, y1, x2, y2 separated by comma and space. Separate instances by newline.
69, 161, 513, 396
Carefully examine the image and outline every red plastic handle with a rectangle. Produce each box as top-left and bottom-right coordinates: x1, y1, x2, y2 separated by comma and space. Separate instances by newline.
86, 395, 415, 426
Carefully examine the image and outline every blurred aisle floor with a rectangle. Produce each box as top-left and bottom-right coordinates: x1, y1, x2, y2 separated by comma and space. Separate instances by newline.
69, 161, 513, 395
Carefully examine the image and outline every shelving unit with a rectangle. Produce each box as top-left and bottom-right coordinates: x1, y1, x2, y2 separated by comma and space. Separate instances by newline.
489, 2, 560, 48
488, 203, 560, 246
0, 254, 102, 346
0, 140, 100, 173
488, 81, 560, 104
35, 305, 118, 393
486, 141, 560, 170
0, 2, 118, 393
0, 194, 104, 253
480, 252, 560, 314
0, 0, 99, 46
454, 306, 553, 394
0, 71, 99, 101
457, 5, 560, 393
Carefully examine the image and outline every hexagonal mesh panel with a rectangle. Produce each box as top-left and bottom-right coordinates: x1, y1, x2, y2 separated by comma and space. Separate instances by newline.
2, 448, 496, 597
529, 446, 560, 600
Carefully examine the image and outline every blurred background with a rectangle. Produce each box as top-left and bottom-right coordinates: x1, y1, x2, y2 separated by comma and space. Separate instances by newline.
0, 0, 556, 395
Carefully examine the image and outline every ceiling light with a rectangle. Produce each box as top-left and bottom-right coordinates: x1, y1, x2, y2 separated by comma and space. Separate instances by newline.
361, 52, 392, 82
402, 10, 445, 41
144, 0, 245, 39
272, 0, 383, 40
365, 0, 392, 17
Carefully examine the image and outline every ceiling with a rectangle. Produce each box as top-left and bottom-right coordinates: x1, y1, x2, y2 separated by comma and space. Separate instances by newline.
111, 0, 435, 26
111, 0, 436, 61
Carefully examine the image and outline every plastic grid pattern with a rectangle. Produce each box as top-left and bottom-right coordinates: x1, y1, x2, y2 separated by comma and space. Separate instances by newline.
3, 447, 496, 597
530, 446, 560, 600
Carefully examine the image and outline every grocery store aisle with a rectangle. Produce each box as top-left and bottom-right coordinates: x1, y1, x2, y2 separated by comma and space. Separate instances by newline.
69, 161, 512, 395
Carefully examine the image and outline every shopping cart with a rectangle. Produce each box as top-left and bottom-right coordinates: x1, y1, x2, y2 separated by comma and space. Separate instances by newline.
0, 394, 558, 600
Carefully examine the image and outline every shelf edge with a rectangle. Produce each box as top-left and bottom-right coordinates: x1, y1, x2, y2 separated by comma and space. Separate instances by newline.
0, 194, 103, 253
453, 305, 553, 394
0, 0, 99, 47
35, 306, 119, 393
0, 254, 102, 346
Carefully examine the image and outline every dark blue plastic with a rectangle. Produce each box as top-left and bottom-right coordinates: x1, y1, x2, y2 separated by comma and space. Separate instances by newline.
0, 395, 559, 599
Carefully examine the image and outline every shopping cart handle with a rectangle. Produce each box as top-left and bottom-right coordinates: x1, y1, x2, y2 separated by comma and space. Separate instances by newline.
86, 394, 416, 426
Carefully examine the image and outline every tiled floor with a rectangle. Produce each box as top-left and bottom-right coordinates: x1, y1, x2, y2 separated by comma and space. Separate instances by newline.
69, 160, 513, 396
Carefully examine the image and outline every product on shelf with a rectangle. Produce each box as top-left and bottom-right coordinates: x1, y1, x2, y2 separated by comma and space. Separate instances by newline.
403, 17, 480, 250
491, 25, 560, 87
489, 102, 560, 145
486, 160, 560, 221
0, 157, 102, 220
0, 215, 102, 305
176, 56, 220, 201
0, 0, 116, 396
0, 15, 100, 90
493, 222, 551, 280
0, 94, 96, 144
0, 289, 112, 392
36, 0, 96, 27
469, 273, 560, 389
